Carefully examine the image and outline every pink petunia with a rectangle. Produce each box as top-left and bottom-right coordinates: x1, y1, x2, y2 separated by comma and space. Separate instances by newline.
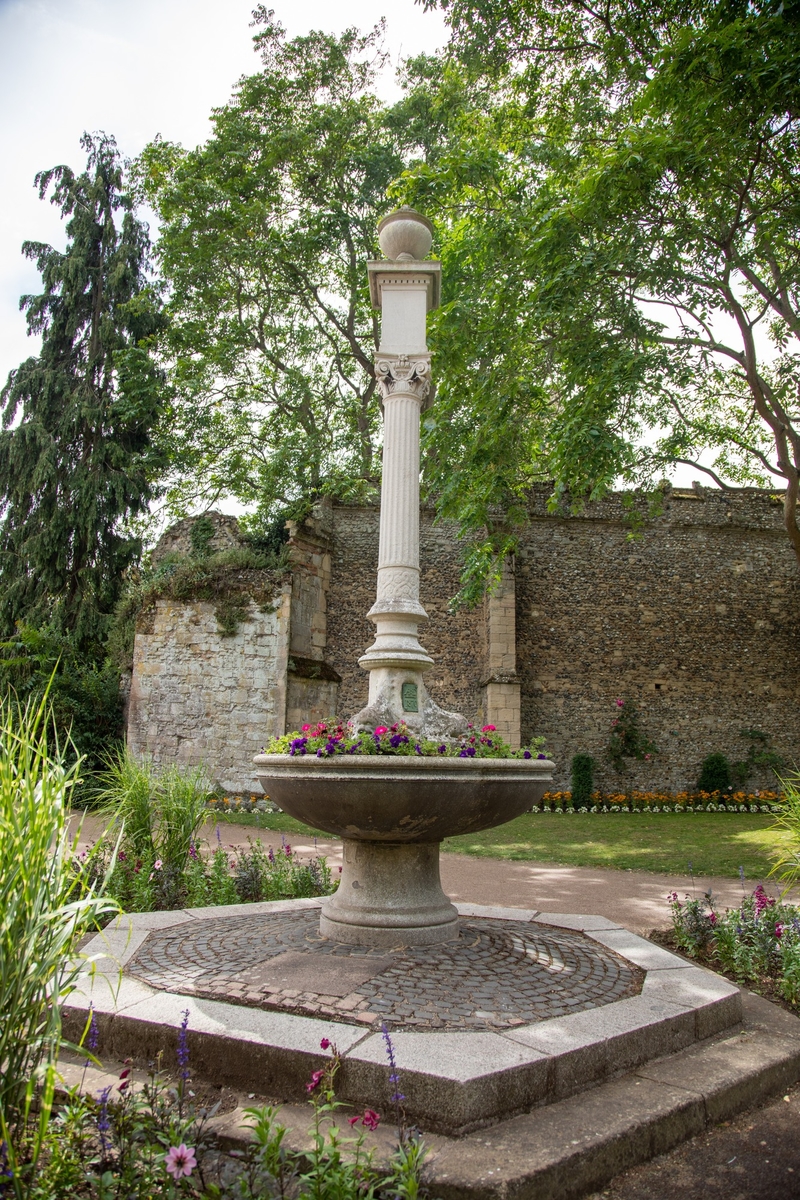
481, 725, 496, 732
374, 726, 389, 736
165, 1144, 196, 1179
302, 724, 311, 732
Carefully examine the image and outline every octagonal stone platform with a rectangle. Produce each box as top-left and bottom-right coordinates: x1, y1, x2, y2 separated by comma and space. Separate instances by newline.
67, 900, 741, 1135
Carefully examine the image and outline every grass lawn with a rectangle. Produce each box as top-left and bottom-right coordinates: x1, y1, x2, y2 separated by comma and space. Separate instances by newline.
443, 813, 786, 878
211, 810, 788, 879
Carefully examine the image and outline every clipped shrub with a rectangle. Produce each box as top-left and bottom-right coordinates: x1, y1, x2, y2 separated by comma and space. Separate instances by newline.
570, 754, 595, 809
697, 752, 731, 793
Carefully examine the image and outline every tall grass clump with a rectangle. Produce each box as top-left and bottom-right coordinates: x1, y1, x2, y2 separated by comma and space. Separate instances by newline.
769, 769, 800, 891
0, 694, 116, 1188
97, 749, 209, 867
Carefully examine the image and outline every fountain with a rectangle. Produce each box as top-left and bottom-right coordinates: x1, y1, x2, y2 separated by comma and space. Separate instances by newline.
253, 207, 554, 946
67, 209, 755, 1192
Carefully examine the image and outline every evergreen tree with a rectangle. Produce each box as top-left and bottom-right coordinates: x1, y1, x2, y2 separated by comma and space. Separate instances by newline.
0, 133, 167, 653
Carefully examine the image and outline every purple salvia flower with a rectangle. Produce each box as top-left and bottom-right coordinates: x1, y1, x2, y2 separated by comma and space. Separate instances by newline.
96, 1084, 113, 1155
215, 824, 221, 845
87, 1006, 99, 1054
381, 1023, 405, 1103
177, 1009, 190, 1082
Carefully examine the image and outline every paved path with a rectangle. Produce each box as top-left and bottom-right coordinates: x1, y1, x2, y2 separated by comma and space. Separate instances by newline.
73, 814, 772, 932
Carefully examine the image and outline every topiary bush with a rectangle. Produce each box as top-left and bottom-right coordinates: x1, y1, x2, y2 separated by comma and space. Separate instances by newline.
571, 753, 595, 809
697, 752, 732, 793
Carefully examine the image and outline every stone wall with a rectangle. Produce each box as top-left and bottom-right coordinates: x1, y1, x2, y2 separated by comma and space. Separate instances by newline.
128, 487, 800, 795
127, 587, 291, 793
515, 486, 800, 791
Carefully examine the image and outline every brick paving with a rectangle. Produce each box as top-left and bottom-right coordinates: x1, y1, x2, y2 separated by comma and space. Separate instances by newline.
126, 908, 642, 1031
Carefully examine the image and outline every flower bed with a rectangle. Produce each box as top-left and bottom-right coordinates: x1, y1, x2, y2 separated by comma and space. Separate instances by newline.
534, 789, 783, 814
666, 883, 800, 1009
264, 720, 549, 760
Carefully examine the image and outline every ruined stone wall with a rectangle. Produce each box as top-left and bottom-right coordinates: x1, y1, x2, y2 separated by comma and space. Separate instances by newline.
515, 487, 800, 791
127, 588, 291, 793
128, 488, 800, 795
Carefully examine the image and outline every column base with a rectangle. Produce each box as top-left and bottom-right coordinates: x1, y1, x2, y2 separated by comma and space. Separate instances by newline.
320, 839, 459, 947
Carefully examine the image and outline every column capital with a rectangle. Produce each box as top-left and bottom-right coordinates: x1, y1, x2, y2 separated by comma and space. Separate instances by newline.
375, 354, 432, 404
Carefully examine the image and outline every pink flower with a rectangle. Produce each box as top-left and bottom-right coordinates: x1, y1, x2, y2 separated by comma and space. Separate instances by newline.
776, 923, 786, 939
165, 1144, 196, 1179
306, 1069, 325, 1093
616, 698, 624, 708
481, 725, 496, 732
374, 726, 389, 736
302, 724, 311, 732
320, 1038, 331, 1050
153, 859, 163, 870
349, 1109, 381, 1131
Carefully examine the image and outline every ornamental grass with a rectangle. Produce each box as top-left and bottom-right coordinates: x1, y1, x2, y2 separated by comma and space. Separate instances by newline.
0, 694, 116, 1191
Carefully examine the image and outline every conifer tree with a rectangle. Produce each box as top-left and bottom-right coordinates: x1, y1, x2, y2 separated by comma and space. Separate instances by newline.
0, 133, 167, 653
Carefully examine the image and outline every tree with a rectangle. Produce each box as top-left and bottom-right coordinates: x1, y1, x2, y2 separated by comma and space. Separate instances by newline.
136, 10, 421, 531
0, 133, 167, 652
405, 0, 800, 581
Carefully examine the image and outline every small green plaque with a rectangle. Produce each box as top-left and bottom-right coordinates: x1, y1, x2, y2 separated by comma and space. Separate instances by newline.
401, 682, 419, 713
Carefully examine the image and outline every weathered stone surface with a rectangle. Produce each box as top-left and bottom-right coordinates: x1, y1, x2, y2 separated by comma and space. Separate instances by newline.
127, 590, 291, 793
129, 486, 800, 793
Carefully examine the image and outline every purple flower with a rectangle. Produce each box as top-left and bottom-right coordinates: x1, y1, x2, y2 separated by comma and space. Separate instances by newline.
537, 752, 547, 759
523, 750, 532, 759
268, 846, 275, 863
87, 1006, 99, 1054
177, 1009, 190, 1082
96, 1084, 113, 1155
414, 743, 423, 755
438, 744, 447, 754
381, 1023, 405, 1104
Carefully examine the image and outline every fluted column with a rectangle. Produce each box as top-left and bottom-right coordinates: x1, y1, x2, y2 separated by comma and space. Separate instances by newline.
353, 209, 466, 739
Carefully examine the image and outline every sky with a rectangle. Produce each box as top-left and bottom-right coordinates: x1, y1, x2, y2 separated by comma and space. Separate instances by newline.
0, 0, 447, 393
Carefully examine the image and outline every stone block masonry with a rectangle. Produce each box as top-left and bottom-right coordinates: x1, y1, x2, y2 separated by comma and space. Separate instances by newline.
127, 588, 291, 793
516, 486, 800, 791
128, 486, 800, 793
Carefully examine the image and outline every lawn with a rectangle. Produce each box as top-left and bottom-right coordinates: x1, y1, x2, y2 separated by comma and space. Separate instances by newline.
443, 813, 786, 878
212, 810, 787, 879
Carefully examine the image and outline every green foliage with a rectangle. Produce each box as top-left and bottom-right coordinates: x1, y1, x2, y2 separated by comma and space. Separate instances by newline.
404, 0, 800, 582
669, 883, 800, 1008
0, 624, 123, 779
86, 754, 334, 912
697, 753, 732, 794
134, 13, 422, 529
96, 750, 210, 873
731, 728, 784, 788
0, 133, 167, 653
606, 699, 657, 773
769, 771, 800, 893
22, 1033, 429, 1198
0, 695, 116, 1186
570, 754, 594, 809
108, 545, 288, 671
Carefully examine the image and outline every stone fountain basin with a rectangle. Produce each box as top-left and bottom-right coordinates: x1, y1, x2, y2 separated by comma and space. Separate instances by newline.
252, 754, 554, 842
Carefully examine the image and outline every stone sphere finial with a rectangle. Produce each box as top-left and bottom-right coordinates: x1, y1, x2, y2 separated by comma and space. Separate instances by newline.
378, 206, 434, 262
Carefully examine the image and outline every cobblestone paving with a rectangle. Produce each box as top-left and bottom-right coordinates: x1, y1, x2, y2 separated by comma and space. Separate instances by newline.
126, 911, 643, 1031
